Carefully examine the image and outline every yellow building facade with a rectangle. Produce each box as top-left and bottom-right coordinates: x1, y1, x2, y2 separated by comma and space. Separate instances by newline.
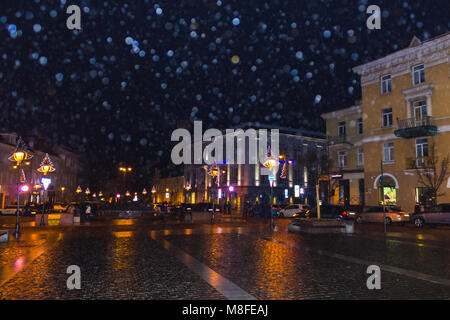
352, 33, 450, 212
321, 105, 365, 206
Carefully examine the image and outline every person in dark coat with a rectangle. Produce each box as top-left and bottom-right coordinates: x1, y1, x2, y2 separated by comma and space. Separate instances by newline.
414, 203, 421, 214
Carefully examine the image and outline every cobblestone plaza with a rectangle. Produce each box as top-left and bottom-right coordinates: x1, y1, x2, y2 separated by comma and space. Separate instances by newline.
1, 217, 449, 300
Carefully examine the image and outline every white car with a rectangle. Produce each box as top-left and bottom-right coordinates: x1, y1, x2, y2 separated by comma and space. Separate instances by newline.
278, 204, 311, 218
0, 205, 22, 215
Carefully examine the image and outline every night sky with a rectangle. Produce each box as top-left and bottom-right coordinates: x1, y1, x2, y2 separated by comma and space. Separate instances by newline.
0, 0, 448, 186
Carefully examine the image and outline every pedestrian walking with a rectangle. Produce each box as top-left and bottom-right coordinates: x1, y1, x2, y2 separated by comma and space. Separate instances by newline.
85, 204, 92, 220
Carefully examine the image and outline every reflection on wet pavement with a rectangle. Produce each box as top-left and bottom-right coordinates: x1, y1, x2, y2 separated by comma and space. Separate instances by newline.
0, 217, 449, 299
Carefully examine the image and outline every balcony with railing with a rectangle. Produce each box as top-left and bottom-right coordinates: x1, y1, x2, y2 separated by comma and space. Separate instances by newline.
328, 135, 352, 146
406, 156, 434, 169
394, 116, 437, 139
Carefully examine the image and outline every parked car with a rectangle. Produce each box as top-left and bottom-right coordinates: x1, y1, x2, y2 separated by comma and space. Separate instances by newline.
304, 205, 350, 220
205, 203, 222, 213
53, 202, 70, 212
279, 204, 310, 218
24, 203, 44, 216
342, 205, 364, 220
0, 205, 23, 215
410, 203, 450, 228
355, 206, 409, 225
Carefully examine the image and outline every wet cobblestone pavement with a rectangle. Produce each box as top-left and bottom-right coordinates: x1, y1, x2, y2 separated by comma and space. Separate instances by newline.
0, 216, 449, 299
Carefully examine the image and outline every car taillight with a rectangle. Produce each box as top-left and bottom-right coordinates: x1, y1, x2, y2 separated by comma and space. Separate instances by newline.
342, 211, 347, 216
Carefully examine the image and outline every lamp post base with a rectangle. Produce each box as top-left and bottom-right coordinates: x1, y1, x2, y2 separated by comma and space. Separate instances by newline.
14, 222, 20, 238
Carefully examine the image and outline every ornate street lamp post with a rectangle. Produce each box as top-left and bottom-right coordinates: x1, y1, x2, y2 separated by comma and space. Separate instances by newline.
184, 182, 191, 203
76, 185, 82, 203
151, 185, 156, 204
263, 147, 278, 229
8, 137, 33, 238
208, 161, 220, 223
37, 153, 55, 226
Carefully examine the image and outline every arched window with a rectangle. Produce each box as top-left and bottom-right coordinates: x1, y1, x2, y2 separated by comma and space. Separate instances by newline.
375, 175, 398, 205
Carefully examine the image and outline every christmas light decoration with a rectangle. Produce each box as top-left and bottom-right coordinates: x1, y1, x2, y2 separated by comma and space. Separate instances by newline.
37, 153, 56, 175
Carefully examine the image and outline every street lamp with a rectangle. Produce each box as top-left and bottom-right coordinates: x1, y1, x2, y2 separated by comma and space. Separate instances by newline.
208, 162, 220, 223
37, 153, 55, 226
119, 166, 132, 194
8, 137, 33, 238
151, 186, 156, 203
184, 182, 191, 203
264, 147, 279, 229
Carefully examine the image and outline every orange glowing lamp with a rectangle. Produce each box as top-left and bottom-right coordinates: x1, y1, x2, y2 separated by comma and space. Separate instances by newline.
263, 147, 278, 170
37, 153, 55, 175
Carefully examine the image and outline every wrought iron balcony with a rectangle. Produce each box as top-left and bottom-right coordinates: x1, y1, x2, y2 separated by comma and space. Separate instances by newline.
394, 116, 437, 139
406, 156, 434, 169
328, 135, 352, 146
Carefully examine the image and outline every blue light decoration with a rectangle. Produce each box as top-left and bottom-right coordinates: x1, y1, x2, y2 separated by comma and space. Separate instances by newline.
40, 177, 52, 191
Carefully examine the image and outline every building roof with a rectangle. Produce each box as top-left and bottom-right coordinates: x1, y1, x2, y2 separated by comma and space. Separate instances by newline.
353, 32, 450, 76
320, 104, 362, 120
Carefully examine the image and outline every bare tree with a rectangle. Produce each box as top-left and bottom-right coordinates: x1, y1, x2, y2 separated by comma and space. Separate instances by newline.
297, 145, 333, 204
416, 142, 449, 204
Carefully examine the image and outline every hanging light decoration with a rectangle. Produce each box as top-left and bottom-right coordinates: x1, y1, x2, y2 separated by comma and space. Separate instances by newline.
76, 185, 82, 193
280, 162, 287, 179
8, 137, 33, 165
37, 153, 56, 175
142, 188, 148, 195
263, 146, 278, 170
208, 161, 219, 179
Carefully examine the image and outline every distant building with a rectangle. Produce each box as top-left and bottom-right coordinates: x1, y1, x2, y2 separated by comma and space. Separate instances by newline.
321, 104, 365, 206
183, 124, 326, 211
153, 175, 184, 204
0, 133, 80, 207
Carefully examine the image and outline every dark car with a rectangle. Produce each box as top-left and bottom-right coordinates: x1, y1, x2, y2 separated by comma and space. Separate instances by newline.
342, 205, 364, 219
410, 203, 450, 228
303, 205, 344, 220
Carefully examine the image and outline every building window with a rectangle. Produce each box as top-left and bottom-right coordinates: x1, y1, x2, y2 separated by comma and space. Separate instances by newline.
338, 121, 346, 137
230, 166, 238, 184
381, 75, 392, 94
357, 147, 364, 166
413, 100, 427, 123
383, 142, 394, 162
338, 151, 347, 167
415, 138, 429, 167
413, 64, 425, 85
357, 118, 363, 135
382, 108, 393, 127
